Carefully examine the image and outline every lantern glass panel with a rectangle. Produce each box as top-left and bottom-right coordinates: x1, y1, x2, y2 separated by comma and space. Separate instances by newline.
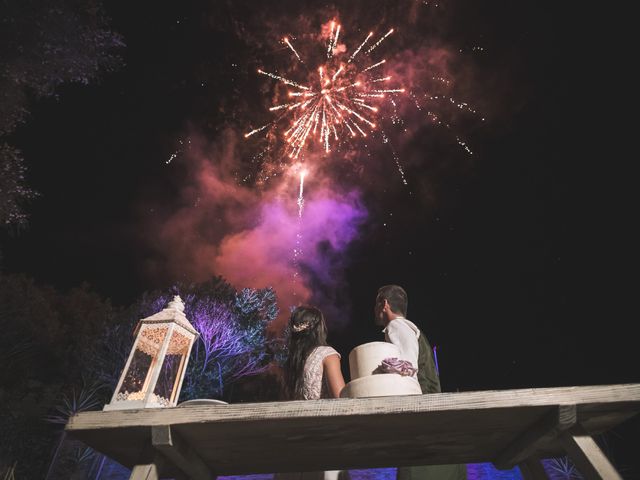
153, 329, 191, 405
116, 326, 168, 402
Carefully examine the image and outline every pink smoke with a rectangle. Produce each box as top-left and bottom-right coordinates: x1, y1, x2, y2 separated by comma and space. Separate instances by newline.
146, 130, 367, 328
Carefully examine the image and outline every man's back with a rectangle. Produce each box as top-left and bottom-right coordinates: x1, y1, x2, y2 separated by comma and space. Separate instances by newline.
384, 317, 441, 394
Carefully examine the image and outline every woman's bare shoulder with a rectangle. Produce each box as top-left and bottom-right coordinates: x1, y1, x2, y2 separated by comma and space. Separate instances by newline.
320, 345, 341, 361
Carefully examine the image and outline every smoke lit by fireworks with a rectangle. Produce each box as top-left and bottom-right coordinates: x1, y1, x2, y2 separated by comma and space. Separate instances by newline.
155, 11, 486, 320
245, 21, 404, 160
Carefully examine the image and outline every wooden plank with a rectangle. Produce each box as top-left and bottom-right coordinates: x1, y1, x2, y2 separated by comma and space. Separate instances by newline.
494, 405, 576, 469
151, 425, 214, 480
65, 384, 640, 475
69, 385, 640, 432
518, 458, 548, 480
559, 426, 622, 480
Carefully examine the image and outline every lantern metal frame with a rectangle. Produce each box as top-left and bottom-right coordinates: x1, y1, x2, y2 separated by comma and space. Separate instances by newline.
104, 296, 198, 411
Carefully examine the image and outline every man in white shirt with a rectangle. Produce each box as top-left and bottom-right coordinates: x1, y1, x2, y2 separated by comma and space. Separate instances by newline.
375, 285, 441, 393
375, 285, 466, 480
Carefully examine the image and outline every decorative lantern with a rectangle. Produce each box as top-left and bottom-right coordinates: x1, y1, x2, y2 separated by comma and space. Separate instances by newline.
104, 296, 197, 411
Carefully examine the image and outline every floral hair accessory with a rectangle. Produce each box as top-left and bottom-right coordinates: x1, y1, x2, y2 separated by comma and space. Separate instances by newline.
292, 321, 312, 332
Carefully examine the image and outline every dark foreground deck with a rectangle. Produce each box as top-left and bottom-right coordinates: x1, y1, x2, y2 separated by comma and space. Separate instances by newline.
66, 384, 640, 480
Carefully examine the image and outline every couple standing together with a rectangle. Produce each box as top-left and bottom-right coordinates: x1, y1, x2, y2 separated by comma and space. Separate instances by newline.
282, 284, 467, 480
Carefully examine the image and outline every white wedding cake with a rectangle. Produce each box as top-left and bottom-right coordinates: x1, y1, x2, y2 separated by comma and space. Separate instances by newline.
340, 341, 422, 398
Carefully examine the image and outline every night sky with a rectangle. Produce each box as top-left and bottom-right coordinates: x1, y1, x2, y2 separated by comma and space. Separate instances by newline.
2, 0, 637, 468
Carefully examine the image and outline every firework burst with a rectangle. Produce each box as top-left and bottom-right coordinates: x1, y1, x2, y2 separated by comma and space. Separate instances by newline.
245, 20, 404, 160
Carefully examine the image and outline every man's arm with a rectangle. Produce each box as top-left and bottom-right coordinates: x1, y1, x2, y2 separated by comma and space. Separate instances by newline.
385, 320, 419, 369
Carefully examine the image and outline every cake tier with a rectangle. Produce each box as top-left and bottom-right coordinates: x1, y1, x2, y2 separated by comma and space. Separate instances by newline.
348, 341, 401, 380
340, 373, 422, 398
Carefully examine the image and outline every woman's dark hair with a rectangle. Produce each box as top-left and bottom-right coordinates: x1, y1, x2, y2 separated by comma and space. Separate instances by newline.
283, 306, 328, 399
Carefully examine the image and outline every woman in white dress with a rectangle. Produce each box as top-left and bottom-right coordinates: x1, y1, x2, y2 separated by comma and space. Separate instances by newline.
277, 306, 348, 480
283, 305, 345, 400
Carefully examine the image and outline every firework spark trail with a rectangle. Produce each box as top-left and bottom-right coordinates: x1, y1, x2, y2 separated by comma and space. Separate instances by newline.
292, 168, 307, 299
336, 101, 376, 127
343, 120, 356, 137
244, 123, 270, 138
335, 81, 360, 92
348, 31, 373, 63
351, 119, 367, 137
332, 66, 344, 82
289, 91, 316, 97
366, 28, 394, 54
428, 94, 483, 117
382, 130, 408, 185
389, 97, 402, 125
407, 91, 479, 156
269, 102, 300, 111
327, 22, 335, 58
456, 136, 474, 155
331, 24, 341, 56
354, 100, 378, 112
258, 69, 309, 90
284, 37, 301, 62
297, 169, 306, 217
363, 59, 386, 72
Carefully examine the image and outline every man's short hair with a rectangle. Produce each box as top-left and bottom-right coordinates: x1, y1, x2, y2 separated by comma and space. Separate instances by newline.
377, 285, 408, 316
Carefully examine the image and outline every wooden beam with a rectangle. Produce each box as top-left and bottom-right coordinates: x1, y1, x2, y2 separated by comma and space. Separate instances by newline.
494, 404, 576, 469
518, 458, 548, 480
559, 426, 622, 480
130, 463, 160, 480
152, 425, 214, 480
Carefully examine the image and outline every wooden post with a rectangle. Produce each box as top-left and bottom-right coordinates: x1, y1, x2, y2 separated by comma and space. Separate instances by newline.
559, 426, 622, 480
518, 458, 548, 480
129, 463, 160, 480
128, 446, 166, 480
152, 425, 214, 480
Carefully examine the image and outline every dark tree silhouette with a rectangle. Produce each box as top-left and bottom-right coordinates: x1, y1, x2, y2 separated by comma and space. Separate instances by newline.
0, 0, 124, 227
